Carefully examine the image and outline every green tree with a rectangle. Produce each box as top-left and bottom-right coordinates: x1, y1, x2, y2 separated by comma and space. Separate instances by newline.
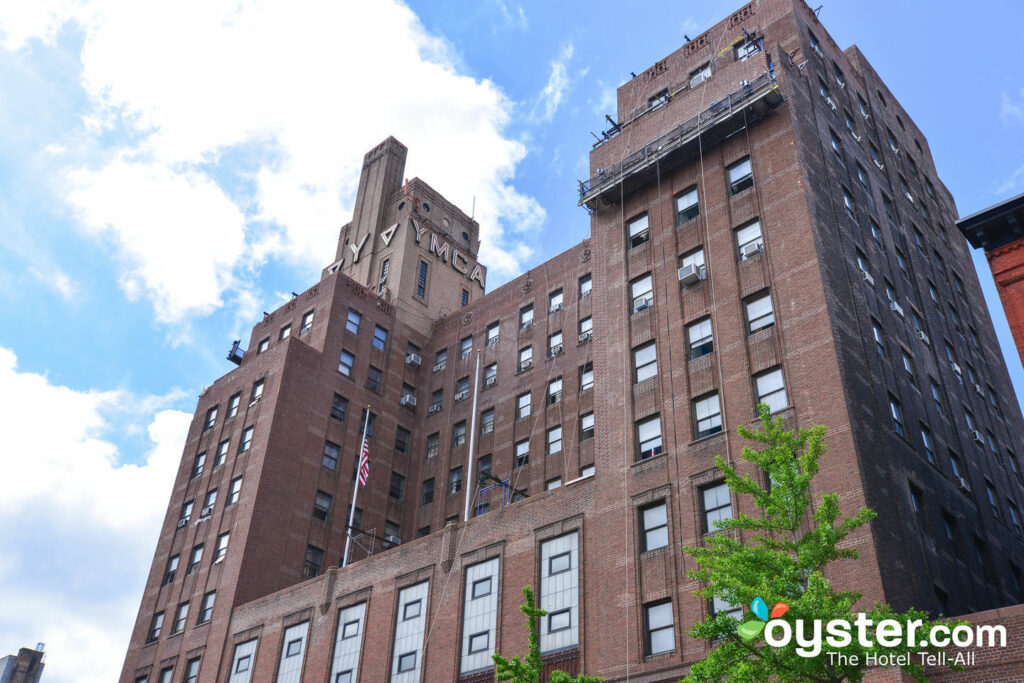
683, 405, 961, 682
493, 586, 602, 683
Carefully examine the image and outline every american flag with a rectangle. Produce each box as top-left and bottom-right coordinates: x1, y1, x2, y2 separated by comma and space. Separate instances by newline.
357, 436, 370, 487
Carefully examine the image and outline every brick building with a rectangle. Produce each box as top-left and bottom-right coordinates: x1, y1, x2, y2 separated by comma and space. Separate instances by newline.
958, 193, 1024, 363
120, 1, 1024, 681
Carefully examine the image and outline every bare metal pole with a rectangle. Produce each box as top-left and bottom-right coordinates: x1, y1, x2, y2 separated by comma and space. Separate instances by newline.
343, 405, 372, 567
464, 349, 482, 522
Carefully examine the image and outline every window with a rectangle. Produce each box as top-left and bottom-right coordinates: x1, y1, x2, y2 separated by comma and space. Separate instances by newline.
198, 591, 215, 623
421, 479, 434, 505
675, 186, 699, 223
520, 304, 534, 328
453, 421, 467, 447
481, 408, 495, 435
338, 349, 355, 377
548, 331, 563, 356
214, 532, 229, 562
547, 426, 563, 455
580, 464, 595, 478
644, 601, 675, 655
191, 452, 206, 479
416, 261, 428, 298
548, 378, 565, 405
330, 393, 348, 422
486, 323, 500, 346
549, 289, 564, 313
578, 316, 592, 340
901, 351, 917, 388
449, 467, 463, 495
300, 309, 314, 335
872, 320, 886, 358
580, 362, 593, 392
426, 432, 439, 459
517, 392, 531, 419
736, 37, 760, 59
628, 214, 650, 248
858, 94, 870, 118
279, 323, 291, 341
641, 501, 668, 551
833, 60, 846, 87
227, 393, 240, 418
1011, 501, 1023, 535
304, 545, 324, 578
346, 309, 361, 334
636, 415, 663, 461
679, 249, 706, 281
322, 441, 340, 470
430, 389, 443, 413
169, 605, 190, 638
808, 29, 822, 55
461, 289, 470, 307
579, 274, 592, 298
395, 426, 411, 454
478, 454, 492, 479
371, 325, 388, 350
633, 342, 657, 383
754, 367, 788, 413
882, 194, 896, 224
889, 395, 905, 437
433, 349, 447, 373
702, 482, 733, 533
164, 555, 179, 585
257, 337, 269, 354
630, 274, 653, 312
695, 393, 723, 439
727, 157, 753, 194
745, 292, 774, 333
689, 62, 711, 87
202, 488, 217, 511
985, 481, 1001, 519
228, 476, 242, 505
920, 426, 935, 465
736, 219, 763, 259
250, 378, 264, 404
180, 500, 194, 525
687, 318, 713, 360
366, 365, 382, 392
843, 189, 856, 220
870, 219, 883, 248
187, 544, 203, 574
711, 596, 744, 620
831, 130, 843, 158
515, 440, 529, 467
183, 659, 200, 683
460, 336, 472, 359
313, 491, 332, 521
203, 406, 217, 431
580, 412, 594, 441
390, 472, 405, 501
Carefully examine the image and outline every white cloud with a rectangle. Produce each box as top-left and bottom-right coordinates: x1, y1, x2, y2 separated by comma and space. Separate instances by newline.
994, 162, 1024, 196
0, 347, 191, 683
1000, 88, 1024, 127
534, 42, 576, 122
27, 266, 76, 299
491, 0, 528, 30
2, 0, 543, 322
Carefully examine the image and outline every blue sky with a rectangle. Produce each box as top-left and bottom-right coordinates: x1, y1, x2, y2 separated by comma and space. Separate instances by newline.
0, 1, 1021, 681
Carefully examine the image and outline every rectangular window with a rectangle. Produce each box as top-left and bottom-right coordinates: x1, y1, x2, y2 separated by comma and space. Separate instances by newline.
630, 274, 653, 312
214, 532, 229, 562
920, 426, 935, 465
421, 479, 434, 505
520, 305, 534, 328
460, 336, 472, 359
702, 482, 732, 533
580, 362, 593, 392
191, 452, 206, 479
228, 476, 241, 506
745, 292, 774, 333
486, 323, 500, 346
426, 432, 439, 459
346, 309, 361, 335
515, 440, 529, 468
580, 412, 594, 441
394, 426, 411, 455
481, 408, 495, 435
257, 337, 269, 354
453, 421, 467, 447
322, 441, 340, 470
644, 600, 675, 655
540, 532, 579, 653
392, 582, 428, 678
579, 274, 592, 298
303, 545, 324, 578
633, 342, 657, 383
227, 393, 240, 418
250, 379, 264, 404
689, 62, 711, 87
372, 325, 388, 350
578, 316, 593, 341
279, 323, 291, 341
695, 393, 723, 438
338, 350, 355, 377
430, 389, 443, 413
636, 415, 663, 461
389, 472, 405, 502
313, 491, 332, 521
727, 156, 753, 194
687, 318, 713, 360
416, 261, 428, 298
204, 406, 217, 431
187, 544, 203, 574
461, 289, 470, 307
172, 602, 189, 634
549, 289, 564, 313
736, 219, 763, 259
754, 367, 787, 414
184, 658, 200, 683
199, 591, 215, 623
518, 346, 533, 370
889, 395, 905, 437
548, 377, 563, 405
628, 214, 650, 248
548, 331, 563, 356
164, 555, 179, 585
331, 393, 348, 421
640, 501, 668, 552
449, 467, 463, 495
675, 186, 699, 223
179, 500, 194, 526
517, 392, 531, 419
434, 349, 447, 372
366, 365, 382, 393
300, 309, 314, 335
547, 426, 563, 455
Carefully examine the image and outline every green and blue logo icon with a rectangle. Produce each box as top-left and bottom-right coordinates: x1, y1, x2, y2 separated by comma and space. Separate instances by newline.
737, 597, 789, 641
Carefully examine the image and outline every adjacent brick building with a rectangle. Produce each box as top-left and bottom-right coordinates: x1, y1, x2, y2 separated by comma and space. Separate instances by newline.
121, 1, 1024, 681
958, 192, 1024, 364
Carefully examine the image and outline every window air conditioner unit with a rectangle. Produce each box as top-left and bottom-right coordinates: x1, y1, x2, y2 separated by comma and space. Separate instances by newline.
212, 555, 224, 565
861, 270, 875, 285
519, 359, 533, 371
432, 362, 445, 372
550, 304, 563, 314
873, 159, 885, 171
825, 97, 837, 111
905, 192, 914, 203
634, 297, 653, 312
890, 144, 900, 154
486, 336, 499, 347
951, 362, 962, 376
428, 404, 442, 414
740, 242, 764, 260
177, 518, 189, 529
851, 132, 862, 142
400, 394, 417, 408
200, 506, 214, 518
957, 477, 971, 492
454, 389, 469, 401
916, 330, 930, 345
578, 331, 592, 343
549, 344, 563, 357
678, 264, 706, 286
485, 376, 497, 387
973, 383, 984, 397
581, 289, 592, 299
249, 398, 261, 407
405, 353, 422, 367
889, 301, 904, 318
385, 535, 402, 546
970, 430, 983, 444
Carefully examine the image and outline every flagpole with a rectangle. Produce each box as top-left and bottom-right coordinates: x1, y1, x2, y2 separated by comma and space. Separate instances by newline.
464, 349, 482, 522
343, 405, 372, 568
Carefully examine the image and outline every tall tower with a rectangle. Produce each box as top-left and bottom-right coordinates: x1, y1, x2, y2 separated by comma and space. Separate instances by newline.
121, 2, 1024, 681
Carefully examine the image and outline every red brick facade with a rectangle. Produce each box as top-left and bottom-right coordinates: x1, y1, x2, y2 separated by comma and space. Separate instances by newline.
121, 1, 1024, 681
